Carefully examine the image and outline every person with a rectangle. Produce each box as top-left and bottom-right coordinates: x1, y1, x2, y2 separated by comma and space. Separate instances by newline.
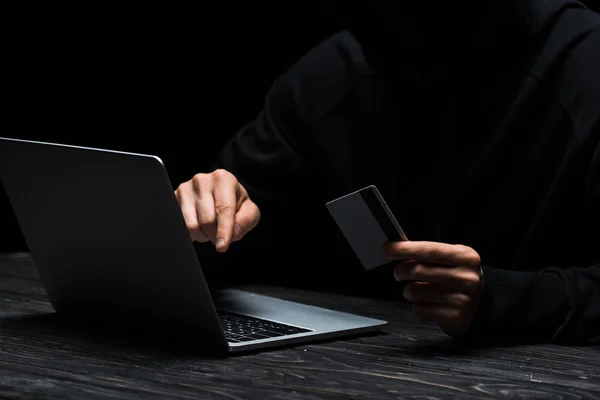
175, 0, 599, 345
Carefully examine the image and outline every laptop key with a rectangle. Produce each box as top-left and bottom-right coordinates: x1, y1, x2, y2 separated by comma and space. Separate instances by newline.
218, 310, 311, 343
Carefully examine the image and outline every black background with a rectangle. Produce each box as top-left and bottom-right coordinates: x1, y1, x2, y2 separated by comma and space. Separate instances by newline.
3, 2, 600, 253
1, 4, 346, 252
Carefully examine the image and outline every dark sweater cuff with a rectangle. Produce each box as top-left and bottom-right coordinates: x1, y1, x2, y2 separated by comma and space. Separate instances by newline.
465, 265, 569, 344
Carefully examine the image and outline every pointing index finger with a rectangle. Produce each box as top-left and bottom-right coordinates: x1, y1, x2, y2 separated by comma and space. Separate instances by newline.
213, 180, 238, 252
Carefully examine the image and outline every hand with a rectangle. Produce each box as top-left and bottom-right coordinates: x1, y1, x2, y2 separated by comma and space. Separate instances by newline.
174, 169, 260, 252
383, 241, 483, 337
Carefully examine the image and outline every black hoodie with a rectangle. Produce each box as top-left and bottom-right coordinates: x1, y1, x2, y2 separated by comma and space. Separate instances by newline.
206, 0, 600, 345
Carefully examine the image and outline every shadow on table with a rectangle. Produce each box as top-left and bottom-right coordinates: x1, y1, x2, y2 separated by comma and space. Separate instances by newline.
391, 333, 550, 358
0, 312, 227, 360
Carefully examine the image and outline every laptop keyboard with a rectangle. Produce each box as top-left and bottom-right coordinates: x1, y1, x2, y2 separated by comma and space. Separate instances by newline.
217, 310, 311, 343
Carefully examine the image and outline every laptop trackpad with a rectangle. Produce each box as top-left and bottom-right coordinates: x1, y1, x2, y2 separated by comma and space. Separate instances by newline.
212, 288, 330, 330
212, 288, 386, 337
213, 288, 299, 321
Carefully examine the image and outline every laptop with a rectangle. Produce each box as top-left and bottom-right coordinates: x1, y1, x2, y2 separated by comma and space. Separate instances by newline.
0, 137, 387, 354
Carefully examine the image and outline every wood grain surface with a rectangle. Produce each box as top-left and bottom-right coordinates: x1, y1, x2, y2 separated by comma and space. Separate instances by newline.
1, 252, 598, 399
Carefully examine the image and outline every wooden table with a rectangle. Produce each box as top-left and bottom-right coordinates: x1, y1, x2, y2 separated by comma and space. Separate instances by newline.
1, 252, 598, 399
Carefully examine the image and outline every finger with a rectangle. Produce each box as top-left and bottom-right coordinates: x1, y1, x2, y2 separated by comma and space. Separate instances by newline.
194, 192, 218, 244
188, 174, 218, 243
403, 281, 471, 306
175, 187, 210, 242
394, 261, 482, 290
212, 173, 239, 252
384, 241, 481, 267
232, 199, 261, 241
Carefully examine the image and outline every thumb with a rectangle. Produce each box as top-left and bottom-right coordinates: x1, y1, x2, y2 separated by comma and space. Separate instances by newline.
232, 200, 260, 241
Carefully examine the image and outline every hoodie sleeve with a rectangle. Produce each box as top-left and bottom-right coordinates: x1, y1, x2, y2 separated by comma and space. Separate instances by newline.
464, 14, 600, 346
199, 31, 371, 278
200, 43, 317, 276
214, 31, 369, 208
471, 10, 600, 342
469, 140, 599, 345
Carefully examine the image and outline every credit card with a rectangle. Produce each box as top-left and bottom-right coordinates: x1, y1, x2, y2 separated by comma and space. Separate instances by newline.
326, 185, 408, 270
